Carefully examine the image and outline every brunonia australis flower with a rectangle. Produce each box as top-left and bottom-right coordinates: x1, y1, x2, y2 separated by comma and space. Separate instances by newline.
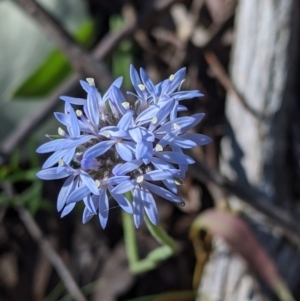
36, 66, 212, 228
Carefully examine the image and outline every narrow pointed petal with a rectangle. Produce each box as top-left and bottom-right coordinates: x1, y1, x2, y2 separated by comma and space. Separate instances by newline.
168, 68, 186, 93
36, 139, 65, 153
111, 180, 135, 194
66, 185, 90, 204
80, 80, 91, 92
180, 133, 213, 146
155, 151, 195, 164
133, 187, 144, 228
83, 140, 115, 159
98, 189, 109, 229
57, 175, 76, 211
87, 87, 100, 127
61, 203, 76, 217
42, 149, 67, 169
65, 102, 80, 137
60, 96, 87, 105
140, 68, 156, 98
109, 186, 133, 214
117, 111, 133, 130
112, 160, 143, 176
143, 182, 182, 204
143, 170, 179, 181
135, 105, 159, 124
56, 135, 95, 151
80, 171, 99, 195
83, 195, 97, 214
82, 207, 94, 224
115, 143, 132, 161
62, 147, 76, 164
54, 112, 70, 127
142, 188, 158, 225
36, 168, 69, 180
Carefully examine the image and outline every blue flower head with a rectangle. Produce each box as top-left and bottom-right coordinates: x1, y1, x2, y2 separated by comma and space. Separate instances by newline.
36, 66, 212, 228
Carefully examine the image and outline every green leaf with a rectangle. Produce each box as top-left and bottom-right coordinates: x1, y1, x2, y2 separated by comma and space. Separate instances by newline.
13, 19, 96, 98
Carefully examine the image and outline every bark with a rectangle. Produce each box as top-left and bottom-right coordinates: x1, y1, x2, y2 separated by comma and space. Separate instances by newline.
199, 0, 300, 300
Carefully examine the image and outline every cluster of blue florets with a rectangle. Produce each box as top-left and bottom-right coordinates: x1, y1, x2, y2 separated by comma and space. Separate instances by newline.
36, 66, 211, 228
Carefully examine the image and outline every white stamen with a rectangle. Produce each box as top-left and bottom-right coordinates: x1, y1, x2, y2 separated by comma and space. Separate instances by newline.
169, 74, 175, 81
86, 78, 95, 86
173, 123, 180, 130
136, 175, 144, 183
102, 131, 111, 138
58, 127, 65, 136
122, 102, 130, 109
76, 110, 83, 117
155, 144, 163, 152
95, 180, 100, 188
151, 117, 158, 124
138, 84, 146, 91
58, 159, 64, 166
179, 79, 185, 90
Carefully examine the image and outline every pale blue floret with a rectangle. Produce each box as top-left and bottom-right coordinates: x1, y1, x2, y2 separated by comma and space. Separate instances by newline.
36, 65, 212, 228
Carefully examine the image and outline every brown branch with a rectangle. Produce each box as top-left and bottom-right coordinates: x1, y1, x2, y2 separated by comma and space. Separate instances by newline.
1, 0, 178, 159
203, 50, 267, 121
10, 0, 113, 89
187, 157, 300, 247
1, 182, 86, 301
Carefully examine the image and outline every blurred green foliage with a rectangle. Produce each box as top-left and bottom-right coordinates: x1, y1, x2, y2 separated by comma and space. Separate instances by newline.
0, 139, 52, 215
13, 19, 96, 98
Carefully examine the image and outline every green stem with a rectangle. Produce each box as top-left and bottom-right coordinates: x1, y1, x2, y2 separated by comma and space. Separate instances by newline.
122, 193, 177, 274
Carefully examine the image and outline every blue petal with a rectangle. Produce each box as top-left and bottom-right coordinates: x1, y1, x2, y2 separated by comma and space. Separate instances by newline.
55, 135, 95, 151
129, 65, 143, 99
87, 87, 100, 127
82, 207, 94, 224
117, 111, 133, 130
98, 189, 109, 229
62, 147, 76, 164
61, 203, 76, 217
54, 112, 70, 127
155, 151, 195, 164
111, 180, 135, 194
173, 90, 203, 100
80, 171, 99, 195
109, 186, 133, 214
142, 188, 158, 225
109, 86, 127, 116
80, 80, 91, 92
36, 139, 65, 153
83, 194, 97, 214
135, 105, 159, 124
154, 116, 196, 137
106, 176, 130, 185
143, 181, 182, 203
133, 187, 144, 228
168, 68, 186, 93
143, 170, 178, 181
42, 149, 67, 169
149, 98, 175, 131
181, 113, 205, 132
65, 102, 80, 137
60, 96, 87, 105
83, 140, 115, 159
57, 175, 77, 211
36, 168, 69, 180
112, 160, 143, 176
163, 179, 177, 194
179, 133, 212, 146
66, 185, 90, 204
140, 68, 157, 99
115, 143, 132, 161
